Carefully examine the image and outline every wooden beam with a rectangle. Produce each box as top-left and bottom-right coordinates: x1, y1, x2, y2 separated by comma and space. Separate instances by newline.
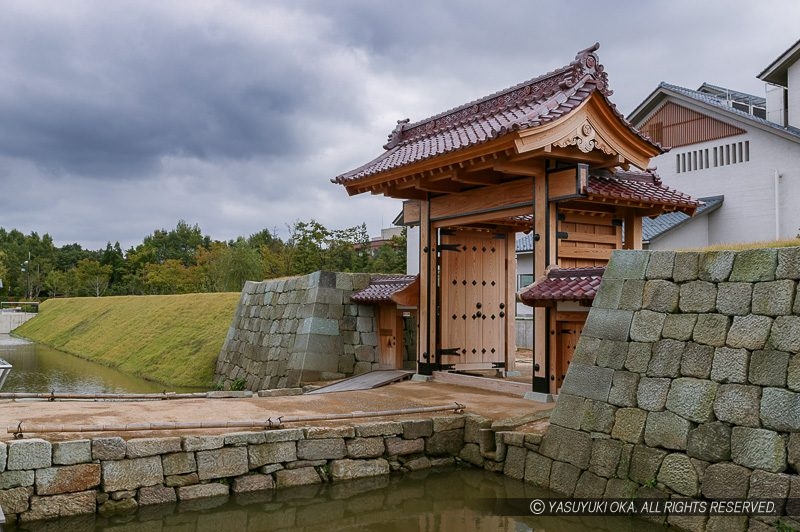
493, 162, 539, 177
558, 247, 614, 260
452, 171, 503, 186
430, 179, 533, 220
430, 205, 533, 230
417, 178, 464, 194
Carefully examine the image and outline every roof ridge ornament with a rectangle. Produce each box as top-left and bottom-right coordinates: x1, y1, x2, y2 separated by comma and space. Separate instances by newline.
570, 42, 612, 97
383, 118, 410, 150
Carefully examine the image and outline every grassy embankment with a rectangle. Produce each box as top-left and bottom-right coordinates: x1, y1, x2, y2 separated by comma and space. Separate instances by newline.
13, 293, 240, 388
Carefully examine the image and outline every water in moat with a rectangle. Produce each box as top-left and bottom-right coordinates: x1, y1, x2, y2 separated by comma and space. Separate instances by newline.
0, 335, 201, 394
5, 467, 661, 532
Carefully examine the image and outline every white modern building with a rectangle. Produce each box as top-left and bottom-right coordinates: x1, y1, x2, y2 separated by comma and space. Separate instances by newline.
628, 38, 800, 248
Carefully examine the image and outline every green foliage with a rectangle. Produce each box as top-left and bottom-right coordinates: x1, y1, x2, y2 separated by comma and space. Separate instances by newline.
230, 378, 247, 391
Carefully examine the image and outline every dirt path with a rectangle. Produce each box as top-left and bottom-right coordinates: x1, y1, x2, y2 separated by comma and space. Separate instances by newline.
0, 381, 552, 442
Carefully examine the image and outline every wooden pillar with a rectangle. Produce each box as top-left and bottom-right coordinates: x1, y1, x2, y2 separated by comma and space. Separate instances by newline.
533, 172, 549, 393
416, 197, 438, 373
623, 209, 643, 250
505, 232, 516, 372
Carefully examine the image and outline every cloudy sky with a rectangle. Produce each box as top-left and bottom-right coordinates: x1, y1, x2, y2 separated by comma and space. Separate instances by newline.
1, 0, 798, 250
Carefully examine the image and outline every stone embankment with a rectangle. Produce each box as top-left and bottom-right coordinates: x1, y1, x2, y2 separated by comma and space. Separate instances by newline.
0, 414, 545, 524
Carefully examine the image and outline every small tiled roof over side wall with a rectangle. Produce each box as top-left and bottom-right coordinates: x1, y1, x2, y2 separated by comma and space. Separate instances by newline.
528, 247, 800, 530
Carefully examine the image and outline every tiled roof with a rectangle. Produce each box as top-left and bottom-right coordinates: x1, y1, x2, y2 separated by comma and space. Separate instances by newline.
646, 83, 800, 142
518, 267, 604, 307
516, 233, 534, 253
350, 275, 417, 304
643, 195, 724, 243
586, 170, 699, 213
334, 43, 661, 185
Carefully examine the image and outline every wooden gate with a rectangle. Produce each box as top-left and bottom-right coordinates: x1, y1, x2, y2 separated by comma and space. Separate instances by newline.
439, 229, 507, 368
555, 319, 585, 388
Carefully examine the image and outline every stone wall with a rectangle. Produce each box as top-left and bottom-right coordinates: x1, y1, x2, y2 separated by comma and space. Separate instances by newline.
0, 311, 36, 334
0, 416, 474, 524
215, 271, 384, 390
530, 247, 800, 531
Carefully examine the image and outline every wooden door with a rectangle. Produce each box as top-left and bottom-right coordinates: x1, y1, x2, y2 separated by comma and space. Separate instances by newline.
439, 229, 507, 367
377, 303, 403, 369
556, 320, 584, 387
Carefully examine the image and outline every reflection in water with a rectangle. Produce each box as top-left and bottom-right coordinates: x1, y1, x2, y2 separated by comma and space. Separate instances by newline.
0, 335, 201, 394
8, 467, 659, 532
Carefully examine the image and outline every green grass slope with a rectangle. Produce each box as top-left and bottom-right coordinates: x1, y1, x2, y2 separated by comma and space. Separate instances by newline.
13, 293, 241, 388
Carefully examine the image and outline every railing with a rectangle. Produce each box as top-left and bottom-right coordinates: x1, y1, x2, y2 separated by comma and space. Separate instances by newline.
0, 358, 11, 391
0, 302, 39, 313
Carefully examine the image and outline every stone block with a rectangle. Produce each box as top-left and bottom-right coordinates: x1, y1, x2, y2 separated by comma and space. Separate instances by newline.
647, 339, 684, 378
177, 482, 229, 500
604, 478, 638, 499
749, 350, 790, 386
662, 313, 697, 341
459, 443, 484, 467
524, 452, 552, 488
679, 281, 717, 313
425, 429, 464, 456
726, 314, 772, 350
611, 408, 647, 444
580, 400, 616, 434
693, 314, 730, 347
344, 438, 383, 459
646, 250, 676, 280
617, 443, 634, 478
23, 490, 96, 521
673, 252, 699, 282
680, 342, 714, 379
275, 466, 322, 488
637, 377, 670, 411
402, 419, 433, 439
0, 486, 33, 514
760, 387, 800, 431
182, 435, 225, 452
644, 410, 692, 450
619, 279, 646, 310
730, 248, 778, 282
699, 250, 735, 282
643, 280, 680, 313
0, 470, 34, 489
752, 279, 796, 316
657, 453, 699, 496
731, 427, 786, 473
589, 438, 622, 478
197, 447, 248, 480
330, 458, 390, 481
223, 431, 267, 446
777, 247, 800, 279
503, 446, 527, 480
582, 308, 634, 341
574, 471, 607, 498
702, 462, 750, 498
355, 421, 402, 437
549, 393, 585, 429
629, 310, 666, 343
713, 384, 761, 427
35, 464, 100, 495
665, 377, 717, 423
710, 347, 749, 383
604, 250, 650, 280
595, 340, 628, 369
162, 452, 197, 476
463, 415, 491, 443
385, 437, 424, 456
52, 440, 91, 466
538, 425, 592, 469
7, 439, 51, 470
549, 461, 581, 496
138, 485, 177, 505
687, 422, 731, 462
608, 371, 639, 407
166, 473, 199, 487
559, 364, 614, 401
432, 416, 465, 431
263, 428, 305, 443
790, 433, 800, 473
127, 437, 182, 458
248, 441, 297, 468
768, 316, 800, 351
572, 336, 601, 365
101, 456, 163, 492
748, 469, 790, 500
716, 282, 752, 316
791, 355, 800, 392
297, 438, 346, 460
628, 445, 667, 485
231, 474, 274, 494
625, 342, 652, 372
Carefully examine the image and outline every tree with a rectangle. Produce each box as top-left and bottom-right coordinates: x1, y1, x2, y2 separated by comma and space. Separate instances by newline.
74, 259, 113, 297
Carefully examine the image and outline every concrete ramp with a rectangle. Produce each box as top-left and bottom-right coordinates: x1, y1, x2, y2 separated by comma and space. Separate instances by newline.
305, 370, 413, 394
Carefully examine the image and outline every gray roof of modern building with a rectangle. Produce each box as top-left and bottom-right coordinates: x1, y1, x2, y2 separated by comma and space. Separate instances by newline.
642, 195, 724, 244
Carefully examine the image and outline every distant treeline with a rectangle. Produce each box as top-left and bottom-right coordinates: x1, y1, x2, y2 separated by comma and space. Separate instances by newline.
0, 220, 406, 299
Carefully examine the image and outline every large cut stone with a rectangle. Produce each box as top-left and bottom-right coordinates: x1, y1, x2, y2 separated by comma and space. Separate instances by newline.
679, 281, 717, 313
596, 340, 628, 369
777, 247, 800, 280
425, 429, 464, 455
589, 438, 623, 478
768, 316, 800, 352
22, 490, 96, 522
503, 446, 527, 480
702, 462, 751, 499
102, 456, 163, 492
644, 410, 692, 450
643, 280, 680, 313
0, 486, 33, 514
625, 342, 652, 372
177, 482, 229, 500
637, 377, 670, 411
760, 387, 800, 431
354, 421, 402, 437
52, 440, 92, 466
573, 336, 601, 365
628, 445, 667, 485
139, 484, 178, 505
716, 282, 752, 316
748, 469, 791, 500
646, 250, 675, 280
182, 435, 225, 451
232, 473, 274, 493
727, 314, 772, 350
710, 347, 749, 383
35, 464, 100, 495
549, 393, 585, 429
657, 453, 699, 496
574, 471, 607, 498
749, 350, 790, 387
687, 422, 731, 462
680, 342, 714, 379
549, 461, 581, 496
330, 458, 390, 481
673, 252, 700, 282
729, 248, 777, 282
714, 384, 761, 427
403, 419, 434, 439
93, 437, 127, 460
629, 310, 666, 343
248, 441, 297, 468
608, 371, 639, 408
197, 447, 248, 480
580, 400, 616, 434
0, 470, 34, 489
665, 377, 717, 423
620, 279, 646, 310
582, 308, 634, 341
647, 339, 684, 378
593, 278, 623, 309
7, 439, 51, 470
297, 438, 346, 460
559, 364, 614, 401
524, 452, 552, 488
731, 427, 786, 473
275, 467, 321, 488
699, 251, 735, 282
662, 313, 698, 341
791, 355, 800, 392
604, 250, 650, 280
752, 280, 796, 316
611, 408, 647, 444
385, 437, 424, 456
693, 314, 730, 347
162, 452, 197, 476
346, 437, 386, 458
538, 425, 591, 469
126, 437, 182, 458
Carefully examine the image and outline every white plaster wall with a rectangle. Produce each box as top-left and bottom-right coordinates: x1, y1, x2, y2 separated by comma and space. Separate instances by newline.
406, 226, 419, 275
789, 61, 800, 129
766, 85, 787, 126
515, 251, 534, 317
650, 124, 800, 245
646, 214, 710, 251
